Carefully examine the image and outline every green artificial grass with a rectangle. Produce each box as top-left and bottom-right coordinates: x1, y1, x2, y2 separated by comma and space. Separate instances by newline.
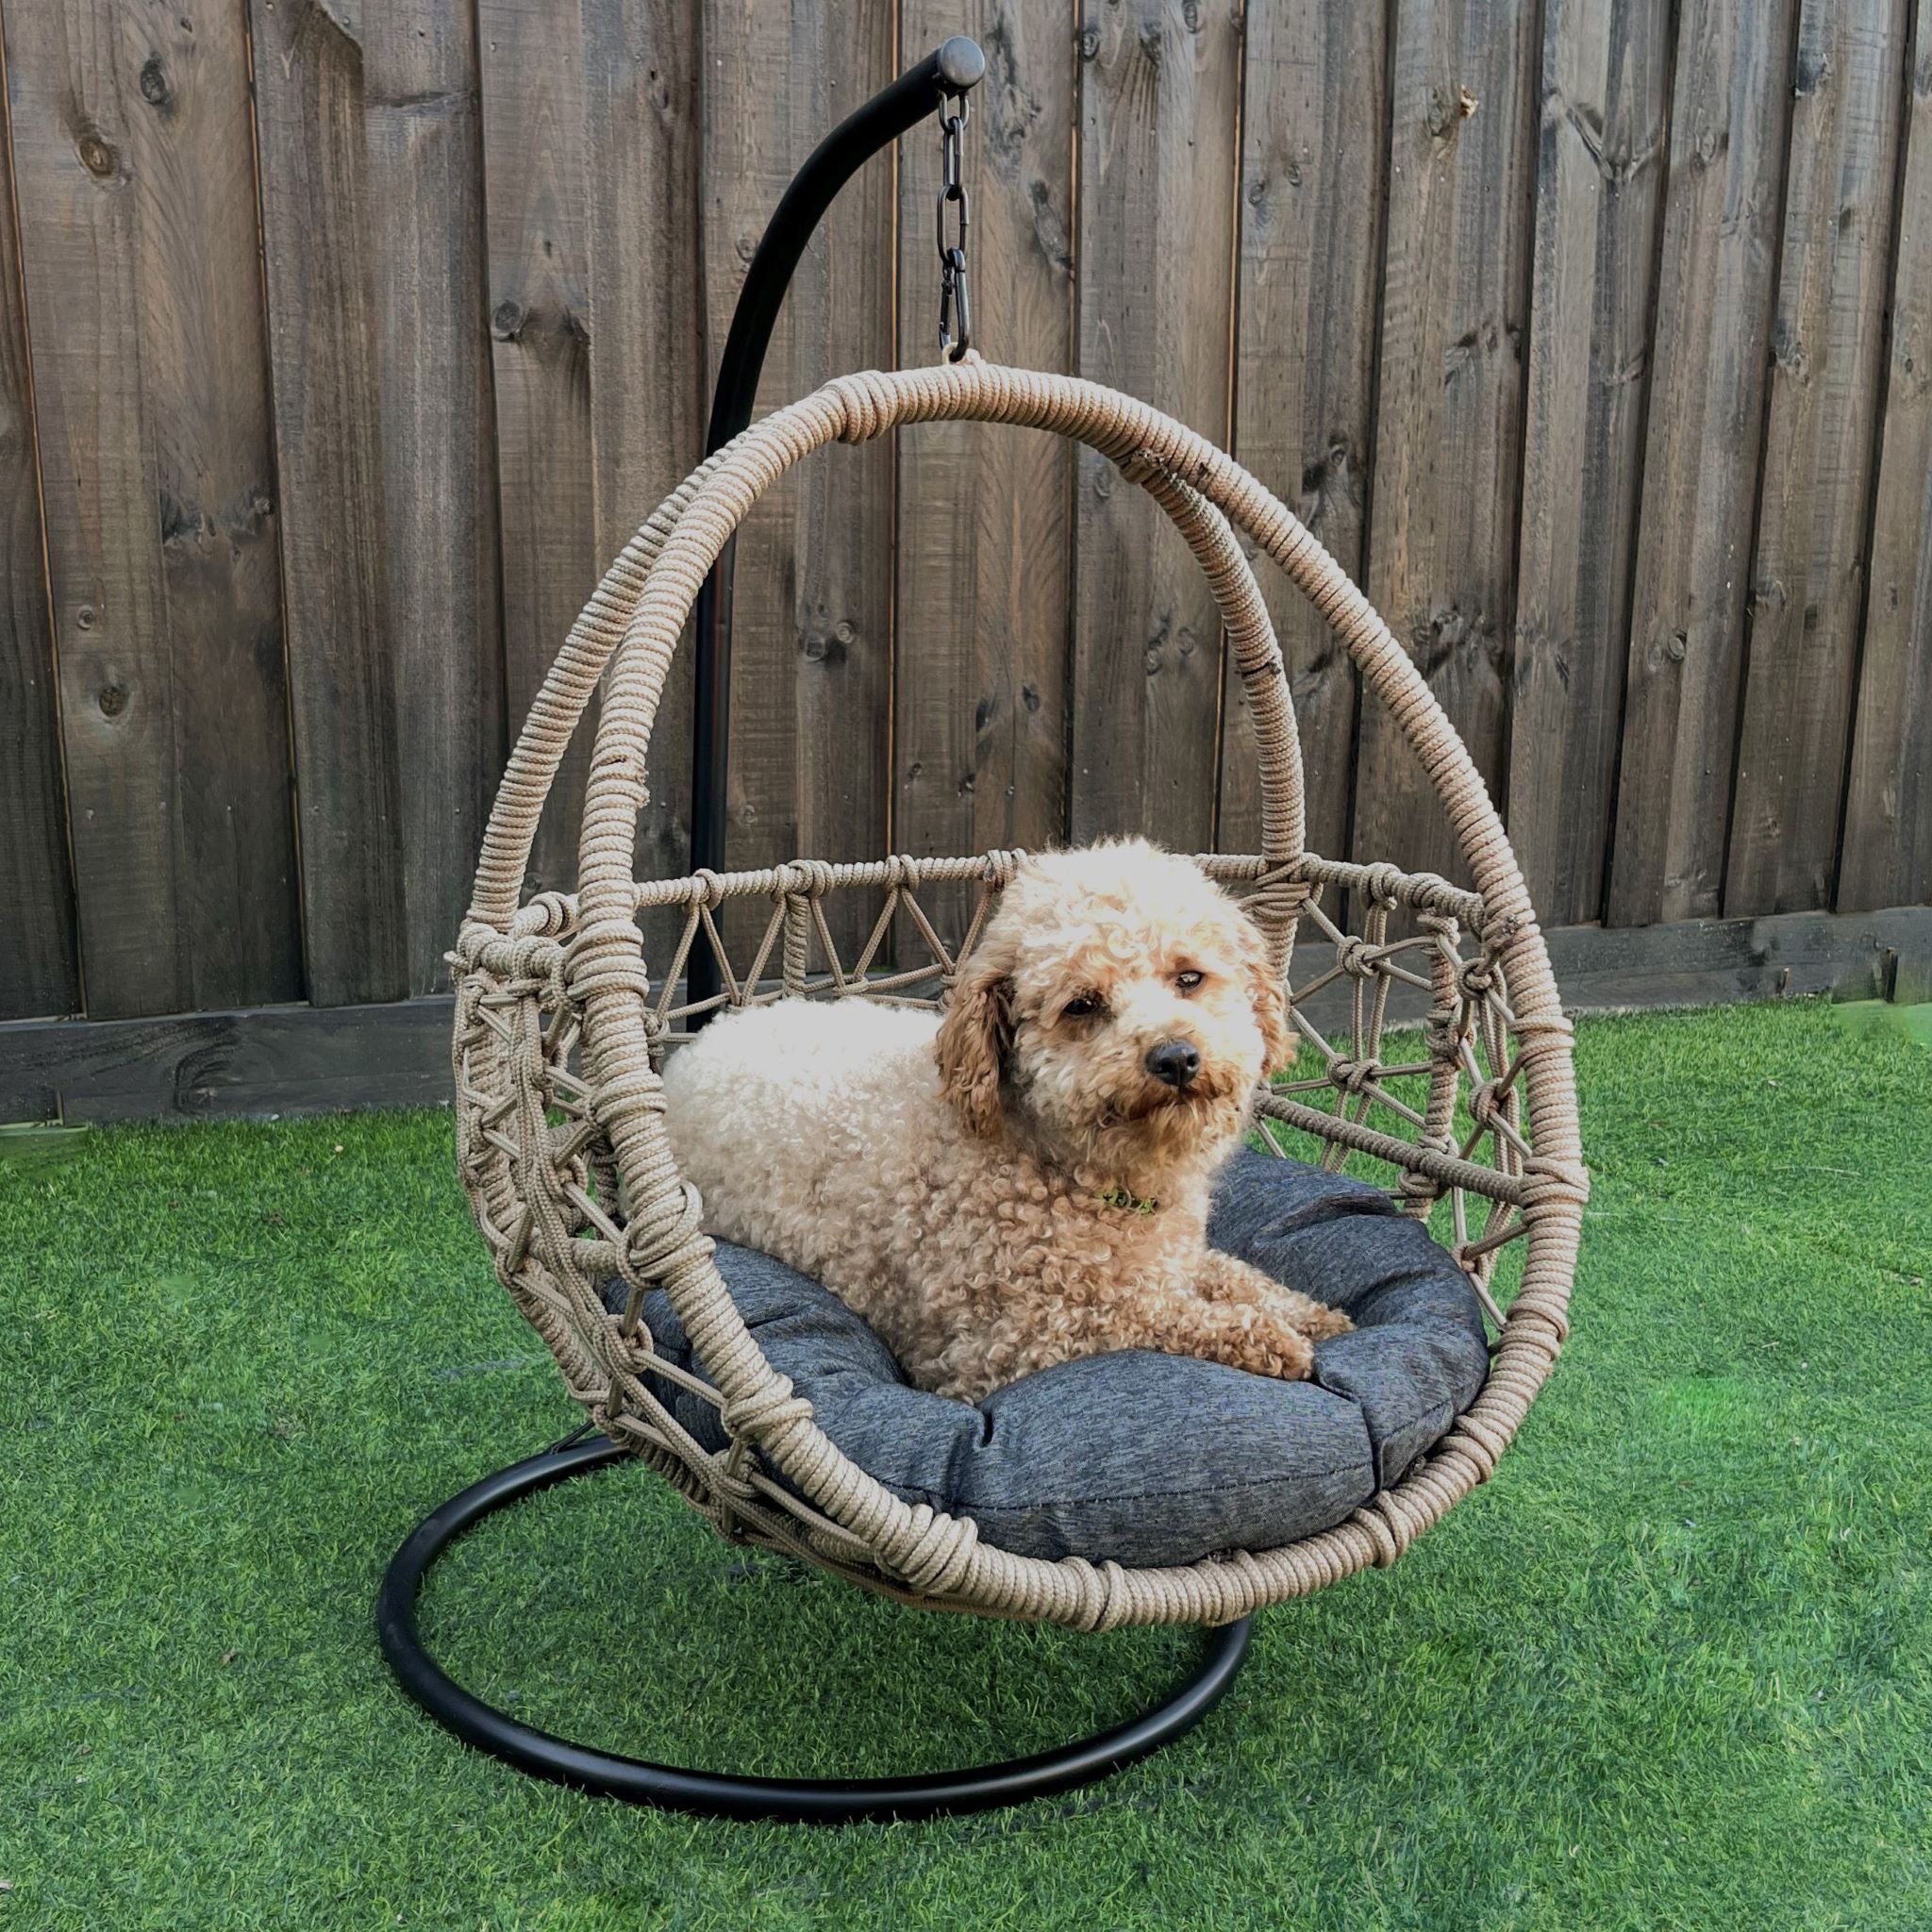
3, 1000, 1928, 1930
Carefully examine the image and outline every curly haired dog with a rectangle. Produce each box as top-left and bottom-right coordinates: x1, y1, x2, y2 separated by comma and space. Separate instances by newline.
661, 839, 1350, 1402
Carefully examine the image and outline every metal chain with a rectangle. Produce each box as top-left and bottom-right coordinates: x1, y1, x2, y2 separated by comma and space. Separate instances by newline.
937, 93, 971, 361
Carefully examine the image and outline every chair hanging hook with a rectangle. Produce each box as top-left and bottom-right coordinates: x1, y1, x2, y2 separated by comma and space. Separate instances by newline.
937, 92, 972, 361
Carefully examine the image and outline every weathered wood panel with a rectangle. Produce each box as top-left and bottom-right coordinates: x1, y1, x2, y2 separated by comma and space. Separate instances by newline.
703, 0, 897, 953
255, 0, 505, 1002
0, 87, 76, 1023
7, 0, 1932, 1083
1219, 0, 1389, 866
1607, 0, 1802, 926
1541, 901, 1932, 1010
7, 0, 301, 1019
1352, 0, 1541, 888
1840, 5, 1932, 912
477, 0, 596, 898
1071, 0, 1242, 852
579, 0, 705, 968
249, 0, 408, 1008
1727, 0, 1911, 915
362, 4, 505, 993
0, 997, 458, 1124
894, 0, 1075, 928
1507, 0, 1673, 928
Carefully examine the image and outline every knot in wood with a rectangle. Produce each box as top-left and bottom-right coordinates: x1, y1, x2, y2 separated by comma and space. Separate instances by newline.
77, 131, 117, 178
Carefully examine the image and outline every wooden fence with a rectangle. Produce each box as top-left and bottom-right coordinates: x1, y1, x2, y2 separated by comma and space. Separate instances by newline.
2, 0, 1929, 1112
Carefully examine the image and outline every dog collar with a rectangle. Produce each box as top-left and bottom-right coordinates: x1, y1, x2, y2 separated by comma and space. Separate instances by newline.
1096, 1185, 1160, 1216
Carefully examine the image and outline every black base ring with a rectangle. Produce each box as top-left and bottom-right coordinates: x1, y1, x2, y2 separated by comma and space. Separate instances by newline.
376, 1437, 1252, 1824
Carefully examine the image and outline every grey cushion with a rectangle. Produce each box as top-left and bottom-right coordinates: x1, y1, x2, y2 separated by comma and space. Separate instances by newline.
605, 1150, 1490, 1568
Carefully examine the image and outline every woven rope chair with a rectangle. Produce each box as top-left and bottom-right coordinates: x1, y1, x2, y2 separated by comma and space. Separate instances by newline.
447, 357, 1587, 1656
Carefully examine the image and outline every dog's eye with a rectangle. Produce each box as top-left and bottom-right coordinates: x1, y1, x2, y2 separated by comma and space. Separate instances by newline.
1061, 994, 1103, 1020
1174, 970, 1205, 994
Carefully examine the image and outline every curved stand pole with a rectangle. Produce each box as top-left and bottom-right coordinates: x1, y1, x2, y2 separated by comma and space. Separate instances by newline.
377, 1438, 1252, 1824
687, 36, 987, 1023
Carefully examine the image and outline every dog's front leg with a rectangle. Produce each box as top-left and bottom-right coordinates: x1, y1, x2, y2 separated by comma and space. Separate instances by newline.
1104, 1289, 1324, 1382
1193, 1250, 1354, 1342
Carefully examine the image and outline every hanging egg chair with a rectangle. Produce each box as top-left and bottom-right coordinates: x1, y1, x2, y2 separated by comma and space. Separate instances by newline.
377, 39, 1586, 1827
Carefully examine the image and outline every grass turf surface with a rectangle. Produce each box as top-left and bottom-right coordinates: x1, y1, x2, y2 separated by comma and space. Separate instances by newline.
3, 1000, 1928, 1929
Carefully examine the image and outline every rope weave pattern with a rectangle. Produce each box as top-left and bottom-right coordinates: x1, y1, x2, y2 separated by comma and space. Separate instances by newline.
451, 361, 1586, 1629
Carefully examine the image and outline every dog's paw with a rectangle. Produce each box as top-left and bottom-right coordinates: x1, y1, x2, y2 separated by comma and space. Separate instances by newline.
1220, 1306, 1320, 1380
1253, 1327, 1317, 1381
1294, 1300, 1354, 1341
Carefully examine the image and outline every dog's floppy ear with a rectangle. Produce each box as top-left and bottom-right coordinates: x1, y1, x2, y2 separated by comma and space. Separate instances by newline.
1235, 910, 1297, 1076
936, 944, 1013, 1137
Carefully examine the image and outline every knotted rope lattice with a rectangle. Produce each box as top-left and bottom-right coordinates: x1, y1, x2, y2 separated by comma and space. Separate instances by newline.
452, 359, 1586, 1630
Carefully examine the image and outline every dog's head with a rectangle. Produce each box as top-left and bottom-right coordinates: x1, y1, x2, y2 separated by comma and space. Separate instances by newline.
935, 840, 1295, 1174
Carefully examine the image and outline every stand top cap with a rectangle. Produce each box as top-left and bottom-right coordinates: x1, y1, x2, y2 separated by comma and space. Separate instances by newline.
937, 37, 986, 92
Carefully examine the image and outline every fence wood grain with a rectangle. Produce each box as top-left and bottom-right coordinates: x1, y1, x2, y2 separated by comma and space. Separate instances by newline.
1353, 0, 1541, 889
1507, 0, 1673, 929
1840, 7, 1932, 911
580, 0, 706, 969
4, 0, 1932, 1079
702, 0, 896, 955
894, 0, 1075, 932
249, 0, 408, 1008
477, 0, 596, 899
1220, 0, 1388, 867
256, 0, 504, 1003
0, 93, 76, 1023
362, 3, 505, 995
1608, 0, 1802, 926
1727, 0, 1911, 916
6, 1, 302, 1021
1071, 0, 1242, 854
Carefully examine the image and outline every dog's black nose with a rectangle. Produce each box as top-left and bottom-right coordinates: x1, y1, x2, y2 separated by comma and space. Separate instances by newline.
1144, 1040, 1201, 1089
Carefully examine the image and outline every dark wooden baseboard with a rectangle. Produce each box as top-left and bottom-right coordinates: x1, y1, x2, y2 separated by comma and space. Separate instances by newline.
4, 903, 1927, 1125
1541, 903, 1932, 1012
0, 997, 457, 1125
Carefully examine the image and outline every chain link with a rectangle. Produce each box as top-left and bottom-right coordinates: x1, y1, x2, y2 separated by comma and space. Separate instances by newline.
937, 93, 971, 360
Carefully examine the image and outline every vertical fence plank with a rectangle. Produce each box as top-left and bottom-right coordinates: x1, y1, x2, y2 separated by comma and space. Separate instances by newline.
703, 0, 896, 953
786, 4, 895, 942
1840, 6, 1932, 911
1607, 0, 1802, 926
255, 0, 504, 1003
700, 0, 791, 944
1219, 0, 1389, 866
6, 1, 301, 1020
580, 0, 705, 966
362, 4, 504, 993
477, 0, 594, 898
1072, 0, 1242, 852
1508, 0, 1672, 928
1729, 0, 1913, 914
249, 0, 407, 1007
1352, 0, 1541, 887
0, 80, 77, 1021
895, 0, 1074, 923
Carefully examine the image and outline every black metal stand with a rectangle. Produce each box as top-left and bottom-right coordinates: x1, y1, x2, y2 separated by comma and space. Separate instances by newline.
687, 36, 987, 1022
379, 39, 1248, 1823
376, 1436, 1252, 1824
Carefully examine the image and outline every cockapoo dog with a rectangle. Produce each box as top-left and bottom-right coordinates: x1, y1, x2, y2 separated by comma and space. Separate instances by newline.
662, 839, 1351, 1403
